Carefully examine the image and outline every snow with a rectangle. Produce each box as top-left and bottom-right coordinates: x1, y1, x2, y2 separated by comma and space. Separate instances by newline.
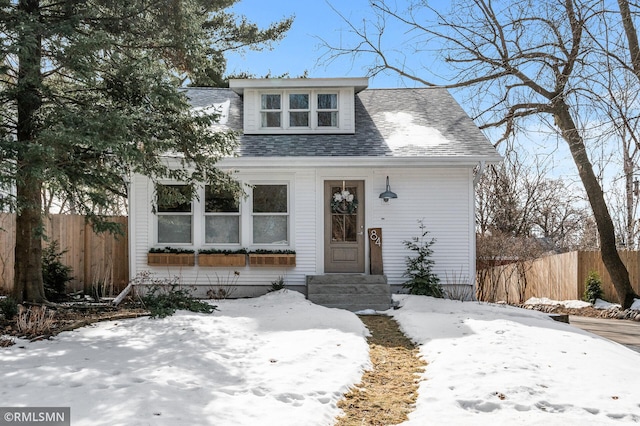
595, 298, 622, 310
524, 297, 592, 309
1, 291, 639, 425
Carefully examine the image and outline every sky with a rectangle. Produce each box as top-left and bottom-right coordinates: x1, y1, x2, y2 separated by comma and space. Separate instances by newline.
226, 0, 435, 88
1, 291, 639, 425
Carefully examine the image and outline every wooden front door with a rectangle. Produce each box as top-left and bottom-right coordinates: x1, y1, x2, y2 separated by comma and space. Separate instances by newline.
324, 180, 365, 273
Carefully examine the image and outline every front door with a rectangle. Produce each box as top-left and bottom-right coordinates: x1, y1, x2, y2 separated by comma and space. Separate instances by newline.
324, 180, 365, 273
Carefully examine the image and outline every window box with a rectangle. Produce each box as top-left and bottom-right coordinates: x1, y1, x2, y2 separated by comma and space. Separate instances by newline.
198, 249, 247, 267
147, 248, 195, 266
248, 250, 296, 267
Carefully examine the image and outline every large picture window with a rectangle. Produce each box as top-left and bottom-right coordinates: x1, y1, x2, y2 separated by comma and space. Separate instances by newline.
156, 184, 192, 244
252, 184, 288, 244
204, 185, 240, 244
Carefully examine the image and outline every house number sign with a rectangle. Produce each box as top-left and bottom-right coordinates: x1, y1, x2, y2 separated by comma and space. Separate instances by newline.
368, 228, 383, 275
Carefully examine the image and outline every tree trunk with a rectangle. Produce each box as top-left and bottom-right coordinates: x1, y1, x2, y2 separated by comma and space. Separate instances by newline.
554, 102, 639, 308
13, 0, 46, 303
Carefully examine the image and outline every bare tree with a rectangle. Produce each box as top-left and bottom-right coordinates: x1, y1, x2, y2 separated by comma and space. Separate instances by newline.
322, 0, 640, 307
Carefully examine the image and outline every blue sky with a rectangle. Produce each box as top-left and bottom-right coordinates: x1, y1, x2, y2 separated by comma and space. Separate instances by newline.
226, 0, 428, 88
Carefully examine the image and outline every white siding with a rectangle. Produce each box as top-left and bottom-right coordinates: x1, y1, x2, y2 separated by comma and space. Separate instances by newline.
129, 166, 475, 296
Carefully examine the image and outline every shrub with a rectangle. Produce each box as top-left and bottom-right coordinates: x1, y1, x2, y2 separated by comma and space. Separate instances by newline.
583, 270, 604, 304
268, 276, 286, 292
148, 247, 195, 254
142, 283, 216, 318
402, 220, 443, 297
42, 241, 74, 301
16, 305, 55, 336
206, 271, 239, 300
0, 296, 18, 319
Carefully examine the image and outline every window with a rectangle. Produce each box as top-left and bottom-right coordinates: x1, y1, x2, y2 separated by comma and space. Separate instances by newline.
289, 93, 309, 127
156, 184, 192, 244
317, 93, 338, 127
261, 94, 281, 128
252, 184, 288, 244
258, 90, 340, 130
204, 185, 240, 244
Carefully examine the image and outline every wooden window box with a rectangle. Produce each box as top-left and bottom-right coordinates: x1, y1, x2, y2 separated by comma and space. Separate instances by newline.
147, 253, 195, 267
198, 253, 246, 267
248, 253, 296, 267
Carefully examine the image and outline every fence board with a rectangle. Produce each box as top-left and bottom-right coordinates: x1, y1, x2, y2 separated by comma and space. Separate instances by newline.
0, 214, 128, 295
478, 250, 640, 304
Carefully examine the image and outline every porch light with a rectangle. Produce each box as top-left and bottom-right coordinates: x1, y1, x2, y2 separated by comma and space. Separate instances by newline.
379, 176, 398, 202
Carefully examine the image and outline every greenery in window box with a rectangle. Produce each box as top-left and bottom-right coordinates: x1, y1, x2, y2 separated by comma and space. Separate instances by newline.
149, 247, 195, 254
198, 248, 247, 255
249, 249, 296, 254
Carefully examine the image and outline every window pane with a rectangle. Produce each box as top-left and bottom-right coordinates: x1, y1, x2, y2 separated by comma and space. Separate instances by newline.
318, 111, 338, 127
318, 93, 337, 109
253, 216, 288, 244
157, 185, 191, 213
205, 216, 240, 244
158, 215, 192, 244
261, 94, 281, 110
261, 111, 281, 127
289, 93, 309, 109
289, 111, 309, 127
253, 185, 287, 213
205, 186, 238, 213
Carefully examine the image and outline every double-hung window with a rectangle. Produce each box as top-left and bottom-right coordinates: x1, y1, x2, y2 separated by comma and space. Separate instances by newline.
288, 93, 309, 127
252, 184, 289, 244
261, 94, 282, 128
317, 93, 338, 127
204, 185, 240, 244
156, 184, 192, 244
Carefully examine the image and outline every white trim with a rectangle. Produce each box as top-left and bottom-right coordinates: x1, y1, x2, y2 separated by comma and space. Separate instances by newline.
230, 77, 369, 94
217, 156, 502, 168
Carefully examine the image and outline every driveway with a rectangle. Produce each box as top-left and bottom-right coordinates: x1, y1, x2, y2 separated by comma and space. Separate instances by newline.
569, 316, 640, 353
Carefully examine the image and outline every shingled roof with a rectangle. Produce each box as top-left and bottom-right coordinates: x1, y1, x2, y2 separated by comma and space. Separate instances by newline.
184, 87, 501, 162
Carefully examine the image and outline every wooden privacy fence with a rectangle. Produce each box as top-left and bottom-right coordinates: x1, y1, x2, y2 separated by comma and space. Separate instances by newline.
477, 250, 640, 304
0, 214, 129, 295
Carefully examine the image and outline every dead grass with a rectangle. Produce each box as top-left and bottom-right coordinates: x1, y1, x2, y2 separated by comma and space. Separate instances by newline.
335, 315, 426, 426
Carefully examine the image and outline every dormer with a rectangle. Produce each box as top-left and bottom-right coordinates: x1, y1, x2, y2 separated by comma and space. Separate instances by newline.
229, 77, 369, 135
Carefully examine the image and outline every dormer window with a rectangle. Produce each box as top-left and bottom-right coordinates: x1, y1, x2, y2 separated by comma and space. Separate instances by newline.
289, 93, 310, 127
261, 94, 282, 127
317, 93, 338, 127
259, 90, 340, 130
231, 77, 367, 134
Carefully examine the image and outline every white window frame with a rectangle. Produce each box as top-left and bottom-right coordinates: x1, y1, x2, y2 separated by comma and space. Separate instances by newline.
203, 185, 242, 246
260, 93, 283, 128
155, 183, 193, 246
250, 182, 290, 246
258, 90, 340, 130
316, 92, 339, 128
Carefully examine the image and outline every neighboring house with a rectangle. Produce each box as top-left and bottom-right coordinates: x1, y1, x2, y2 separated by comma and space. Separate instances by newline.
128, 77, 501, 310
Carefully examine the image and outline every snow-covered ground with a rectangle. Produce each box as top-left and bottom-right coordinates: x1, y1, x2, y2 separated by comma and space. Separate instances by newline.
1, 291, 639, 425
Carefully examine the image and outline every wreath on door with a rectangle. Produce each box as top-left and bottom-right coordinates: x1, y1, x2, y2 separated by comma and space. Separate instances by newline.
331, 189, 358, 214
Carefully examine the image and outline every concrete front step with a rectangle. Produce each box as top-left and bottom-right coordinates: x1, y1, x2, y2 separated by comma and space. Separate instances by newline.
306, 274, 392, 312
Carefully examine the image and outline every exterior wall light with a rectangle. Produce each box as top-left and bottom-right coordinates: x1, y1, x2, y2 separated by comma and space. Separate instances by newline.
379, 176, 398, 202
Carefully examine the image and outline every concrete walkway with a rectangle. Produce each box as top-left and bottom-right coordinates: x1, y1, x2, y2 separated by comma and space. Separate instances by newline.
569, 316, 640, 353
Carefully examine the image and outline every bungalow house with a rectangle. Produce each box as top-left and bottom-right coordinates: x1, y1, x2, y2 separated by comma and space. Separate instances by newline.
127, 77, 501, 310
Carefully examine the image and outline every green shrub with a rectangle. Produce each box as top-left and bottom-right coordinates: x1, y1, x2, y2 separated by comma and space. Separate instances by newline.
42, 241, 74, 301
583, 270, 604, 304
402, 220, 443, 297
268, 276, 286, 292
141, 283, 216, 318
0, 297, 18, 319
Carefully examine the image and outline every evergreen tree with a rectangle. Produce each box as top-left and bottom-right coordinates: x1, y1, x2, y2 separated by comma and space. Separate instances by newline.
0, 0, 292, 302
